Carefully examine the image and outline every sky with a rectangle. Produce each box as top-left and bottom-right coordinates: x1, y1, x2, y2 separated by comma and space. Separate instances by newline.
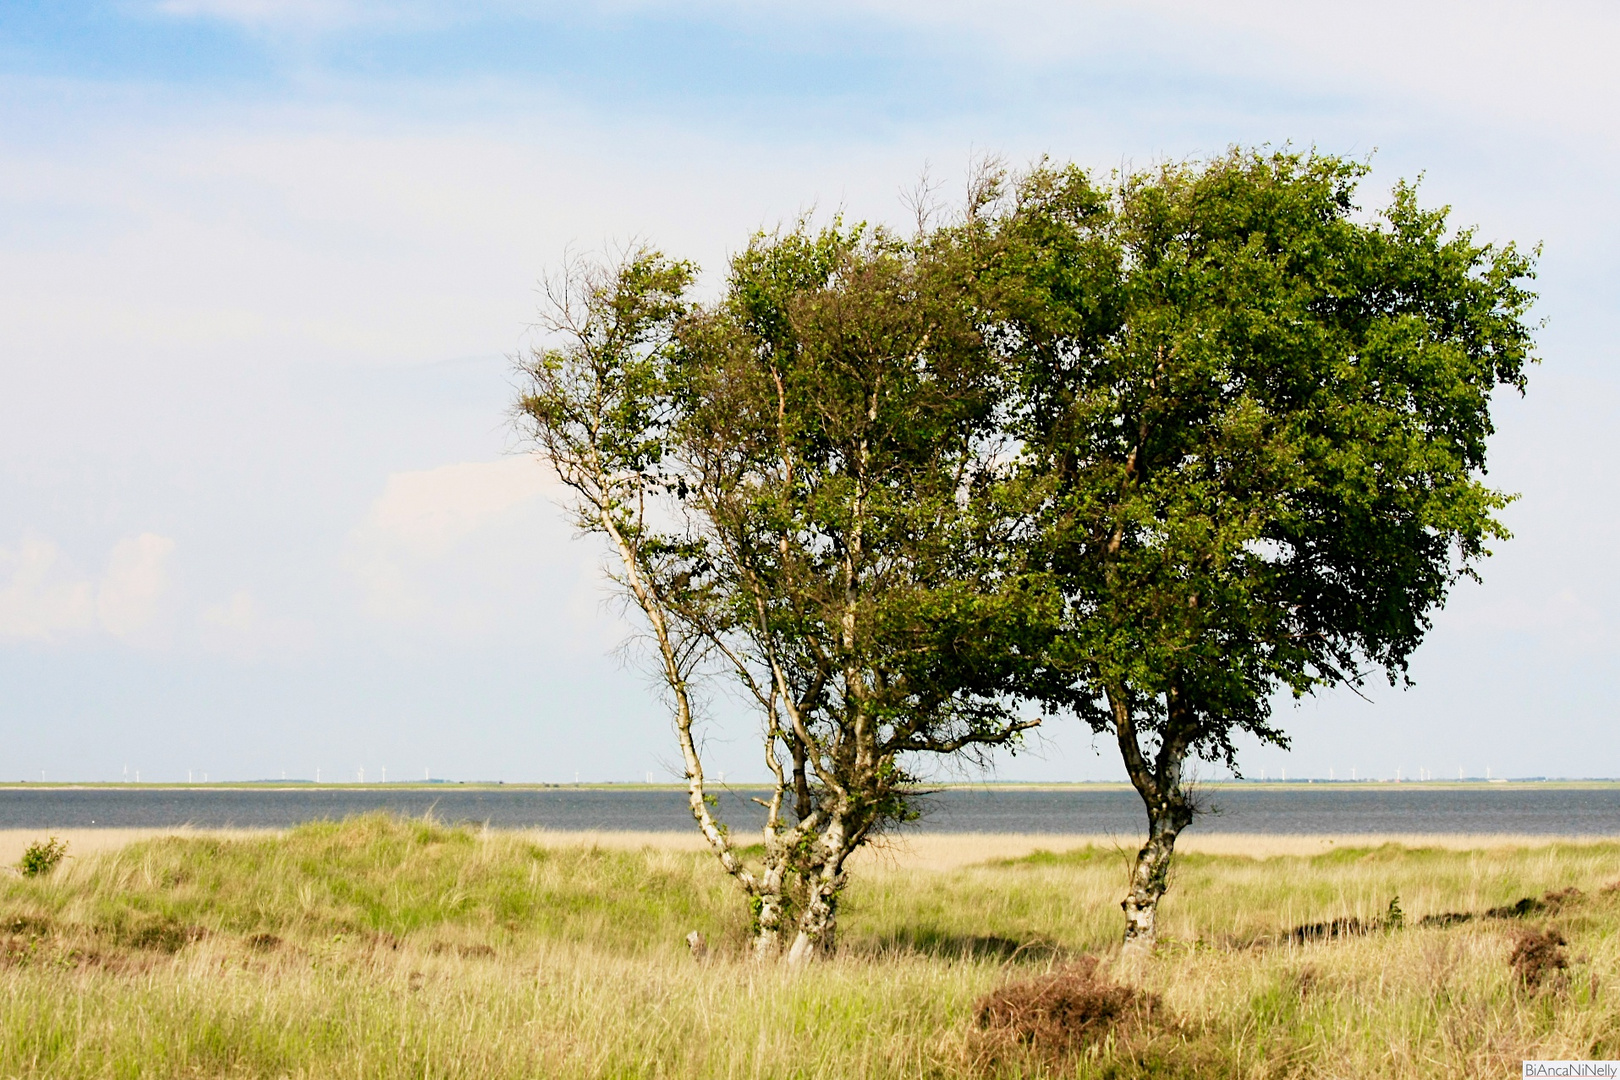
1, 0, 1617, 784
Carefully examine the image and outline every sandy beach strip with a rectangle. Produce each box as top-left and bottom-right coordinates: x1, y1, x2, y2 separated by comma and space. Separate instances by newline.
0, 827, 275, 868
0, 827, 1614, 872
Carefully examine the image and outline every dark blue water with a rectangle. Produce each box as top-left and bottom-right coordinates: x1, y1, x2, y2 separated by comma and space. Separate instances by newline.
3, 785, 1619, 835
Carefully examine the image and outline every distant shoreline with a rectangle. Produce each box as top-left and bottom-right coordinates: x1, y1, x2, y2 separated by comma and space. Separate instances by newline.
3, 779, 1618, 792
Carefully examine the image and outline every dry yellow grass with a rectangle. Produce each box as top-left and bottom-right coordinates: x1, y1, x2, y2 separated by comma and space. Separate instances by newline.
0, 817, 1615, 1078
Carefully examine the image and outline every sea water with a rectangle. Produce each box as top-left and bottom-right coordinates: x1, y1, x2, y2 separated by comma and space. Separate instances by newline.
3, 784, 1618, 835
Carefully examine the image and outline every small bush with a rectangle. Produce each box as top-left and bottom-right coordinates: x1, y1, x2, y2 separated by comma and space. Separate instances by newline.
4, 915, 52, 937
1509, 928, 1569, 990
18, 838, 67, 878
1385, 894, 1405, 929
973, 956, 1162, 1061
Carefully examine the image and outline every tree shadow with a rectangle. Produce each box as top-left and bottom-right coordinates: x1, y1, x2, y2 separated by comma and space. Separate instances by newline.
864, 927, 1062, 963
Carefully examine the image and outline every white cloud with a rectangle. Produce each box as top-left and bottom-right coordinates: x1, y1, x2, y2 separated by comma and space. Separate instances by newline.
702, 0, 1620, 148
1135, 0, 1620, 144
348, 457, 556, 620
133, 0, 1620, 153
0, 535, 96, 641
198, 588, 314, 659
200, 588, 258, 633
1439, 584, 1620, 655
0, 532, 174, 643
362, 457, 553, 557
0, 117, 805, 373
97, 533, 175, 640
148, 0, 688, 29
343, 456, 628, 652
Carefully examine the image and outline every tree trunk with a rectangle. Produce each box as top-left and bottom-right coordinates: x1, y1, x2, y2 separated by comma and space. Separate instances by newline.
753, 890, 787, 960
785, 815, 852, 965
1121, 793, 1192, 946
599, 511, 797, 963
1109, 682, 1196, 951
791, 734, 812, 824
785, 881, 839, 964
749, 837, 800, 961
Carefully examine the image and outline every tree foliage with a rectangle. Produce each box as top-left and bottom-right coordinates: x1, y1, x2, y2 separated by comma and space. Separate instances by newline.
518, 147, 1538, 953
999, 148, 1538, 941
517, 205, 1049, 961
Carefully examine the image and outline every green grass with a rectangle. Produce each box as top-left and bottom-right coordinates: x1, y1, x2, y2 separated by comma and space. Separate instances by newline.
1, 814, 1618, 1077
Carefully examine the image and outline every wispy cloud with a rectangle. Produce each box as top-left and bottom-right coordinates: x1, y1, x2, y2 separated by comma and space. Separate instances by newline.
0, 536, 95, 640
2, 0, 1613, 780
347, 457, 555, 621
150, 0, 437, 30
96, 533, 175, 641
198, 588, 315, 659
134, 0, 1620, 142
0, 532, 175, 644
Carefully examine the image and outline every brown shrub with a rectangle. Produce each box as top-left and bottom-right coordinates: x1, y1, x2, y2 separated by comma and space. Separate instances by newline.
0, 937, 38, 968
1509, 928, 1569, 990
245, 933, 282, 952
1487, 889, 1585, 921
1419, 911, 1475, 928
972, 956, 1162, 1062
1542, 887, 1585, 912
66, 945, 164, 975
1486, 896, 1544, 919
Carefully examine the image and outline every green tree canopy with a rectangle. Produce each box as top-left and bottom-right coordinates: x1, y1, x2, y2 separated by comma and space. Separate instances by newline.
669, 215, 1050, 958
518, 148, 1539, 954
999, 149, 1538, 943
517, 204, 1050, 962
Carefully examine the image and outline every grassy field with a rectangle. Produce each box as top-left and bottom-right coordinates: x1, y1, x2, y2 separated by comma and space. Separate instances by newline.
1, 815, 1617, 1078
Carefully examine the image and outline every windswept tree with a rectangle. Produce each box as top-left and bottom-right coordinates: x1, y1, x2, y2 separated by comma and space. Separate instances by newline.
516, 248, 812, 958
1001, 150, 1539, 947
516, 204, 1048, 962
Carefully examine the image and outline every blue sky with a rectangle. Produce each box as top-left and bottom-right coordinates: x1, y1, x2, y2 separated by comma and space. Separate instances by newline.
2, 0, 1618, 783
